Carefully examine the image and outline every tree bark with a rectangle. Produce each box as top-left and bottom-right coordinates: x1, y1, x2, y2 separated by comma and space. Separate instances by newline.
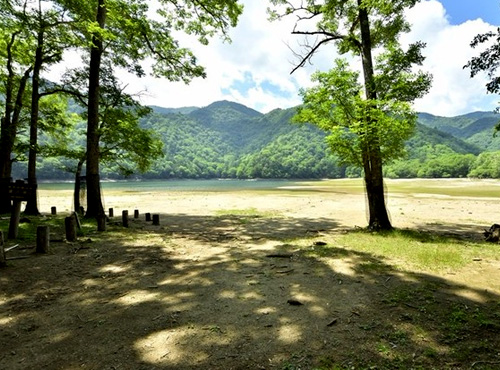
85, 0, 106, 219
357, 1, 392, 230
25, 27, 45, 215
73, 158, 84, 214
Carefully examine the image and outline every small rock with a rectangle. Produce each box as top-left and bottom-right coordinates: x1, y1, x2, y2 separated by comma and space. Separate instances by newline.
287, 299, 303, 306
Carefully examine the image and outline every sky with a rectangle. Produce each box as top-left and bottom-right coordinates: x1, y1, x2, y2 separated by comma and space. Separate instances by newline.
46, 0, 500, 117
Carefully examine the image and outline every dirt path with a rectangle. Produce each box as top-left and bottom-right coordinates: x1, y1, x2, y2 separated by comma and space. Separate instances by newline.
1, 185, 500, 369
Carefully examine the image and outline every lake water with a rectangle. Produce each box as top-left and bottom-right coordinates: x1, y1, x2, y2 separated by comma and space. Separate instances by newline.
38, 179, 309, 192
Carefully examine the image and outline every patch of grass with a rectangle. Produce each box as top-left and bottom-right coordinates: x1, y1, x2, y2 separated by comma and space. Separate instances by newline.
0, 213, 97, 242
215, 207, 279, 218
334, 229, 499, 272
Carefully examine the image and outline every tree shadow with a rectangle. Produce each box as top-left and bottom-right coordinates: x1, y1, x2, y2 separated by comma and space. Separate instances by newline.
1, 213, 499, 369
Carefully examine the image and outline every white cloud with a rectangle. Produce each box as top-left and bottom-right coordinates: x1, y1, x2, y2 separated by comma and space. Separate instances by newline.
43, 0, 500, 116
404, 0, 498, 116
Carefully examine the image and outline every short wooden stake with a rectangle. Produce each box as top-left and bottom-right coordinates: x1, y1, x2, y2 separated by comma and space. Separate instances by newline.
109, 208, 114, 218
152, 214, 160, 226
97, 213, 106, 232
122, 210, 129, 228
36, 226, 49, 254
0, 231, 6, 267
8, 200, 22, 239
51, 206, 57, 215
65, 216, 76, 242
145, 213, 151, 222
134, 209, 139, 219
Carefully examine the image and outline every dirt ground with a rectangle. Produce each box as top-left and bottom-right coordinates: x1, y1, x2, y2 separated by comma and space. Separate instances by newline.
1, 182, 500, 369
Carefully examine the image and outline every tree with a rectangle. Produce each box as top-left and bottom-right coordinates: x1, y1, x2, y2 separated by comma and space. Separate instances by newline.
465, 27, 500, 120
24, 0, 75, 215
57, 0, 243, 218
270, 0, 431, 230
48, 59, 163, 213
0, 1, 34, 213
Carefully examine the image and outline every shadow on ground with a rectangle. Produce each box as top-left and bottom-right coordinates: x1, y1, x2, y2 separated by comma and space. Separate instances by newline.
1, 213, 499, 369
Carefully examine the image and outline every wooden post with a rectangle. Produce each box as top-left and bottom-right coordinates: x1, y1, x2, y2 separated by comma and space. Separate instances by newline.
36, 226, 49, 253
145, 213, 151, 222
109, 208, 114, 218
97, 213, 106, 232
152, 214, 160, 226
122, 210, 129, 227
51, 206, 57, 215
0, 231, 6, 267
65, 216, 76, 242
8, 200, 22, 239
134, 209, 139, 219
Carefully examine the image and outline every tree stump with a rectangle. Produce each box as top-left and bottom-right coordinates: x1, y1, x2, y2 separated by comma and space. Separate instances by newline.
51, 206, 57, 215
152, 214, 160, 226
484, 224, 500, 242
145, 213, 151, 222
8, 200, 22, 239
122, 210, 129, 228
97, 213, 106, 232
36, 226, 49, 253
134, 209, 139, 219
0, 231, 6, 267
109, 208, 114, 218
65, 216, 77, 242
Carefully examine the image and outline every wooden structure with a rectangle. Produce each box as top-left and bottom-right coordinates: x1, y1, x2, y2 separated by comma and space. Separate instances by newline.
8, 180, 37, 239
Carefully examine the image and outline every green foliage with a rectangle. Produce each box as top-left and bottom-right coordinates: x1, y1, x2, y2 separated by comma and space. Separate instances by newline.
13, 100, 500, 180
469, 151, 500, 178
294, 59, 418, 168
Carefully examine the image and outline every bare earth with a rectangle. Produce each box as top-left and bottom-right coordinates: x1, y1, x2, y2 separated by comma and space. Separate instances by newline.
1, 179, 500, 369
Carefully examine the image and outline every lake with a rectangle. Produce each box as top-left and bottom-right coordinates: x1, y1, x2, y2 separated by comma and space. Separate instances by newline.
38, 179, 312, 192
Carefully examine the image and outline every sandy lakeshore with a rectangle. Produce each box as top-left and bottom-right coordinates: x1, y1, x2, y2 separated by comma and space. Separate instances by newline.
38, 178, 499, 235
2, 179, 500, 369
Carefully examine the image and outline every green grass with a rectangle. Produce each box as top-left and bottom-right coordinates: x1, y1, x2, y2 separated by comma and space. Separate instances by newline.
0, 213, 97, 242
307, 229, 500, 272
215, 207, 280, 218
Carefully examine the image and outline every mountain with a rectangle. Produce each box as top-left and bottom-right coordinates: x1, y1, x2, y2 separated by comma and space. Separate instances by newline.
417, 111, 500, 151
138, 100, 485, 179
14, 100, 499, 180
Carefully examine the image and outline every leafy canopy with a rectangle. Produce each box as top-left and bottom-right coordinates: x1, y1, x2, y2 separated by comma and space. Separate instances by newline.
273, 0, 432, 168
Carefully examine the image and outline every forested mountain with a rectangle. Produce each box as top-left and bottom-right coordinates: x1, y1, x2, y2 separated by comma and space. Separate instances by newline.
13, 100, 500, 179
418, 111, 500, 151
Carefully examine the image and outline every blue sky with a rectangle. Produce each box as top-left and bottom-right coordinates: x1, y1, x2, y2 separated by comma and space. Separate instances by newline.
440, 0, 500, 25
47, 0, 500, 116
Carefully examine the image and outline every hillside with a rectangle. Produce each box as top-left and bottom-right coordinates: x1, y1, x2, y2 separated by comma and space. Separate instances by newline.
138, 101, 484, 179
12, 100, 499, 180
417, 111, 500, 151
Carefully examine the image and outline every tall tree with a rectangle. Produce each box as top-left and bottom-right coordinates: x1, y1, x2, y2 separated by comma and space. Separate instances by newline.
24, 0, 74, 215
0, 1, 34, 213
57, 0, 243, 218
270, 0, 431, 230
55, 60, 163, 213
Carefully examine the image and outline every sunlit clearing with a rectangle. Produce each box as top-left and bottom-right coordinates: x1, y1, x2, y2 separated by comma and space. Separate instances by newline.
135, 329, 209, 366
255, 306, 277, 315
159, 272, 213, 287
278, 323, 302, 344
239, 291, 265, 300
116, 290, 161, 306
219, 290, 236, 299
451, 288, 492, 303
100, 264, 129, 273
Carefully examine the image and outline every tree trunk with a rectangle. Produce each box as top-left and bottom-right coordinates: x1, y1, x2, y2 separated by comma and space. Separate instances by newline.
0, 32, 19, 214
73, 158, 84, 213
357, 0, 392, 231
0, 63, 32, 214
25, 28, 45, 215
85, 0, 106, 219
